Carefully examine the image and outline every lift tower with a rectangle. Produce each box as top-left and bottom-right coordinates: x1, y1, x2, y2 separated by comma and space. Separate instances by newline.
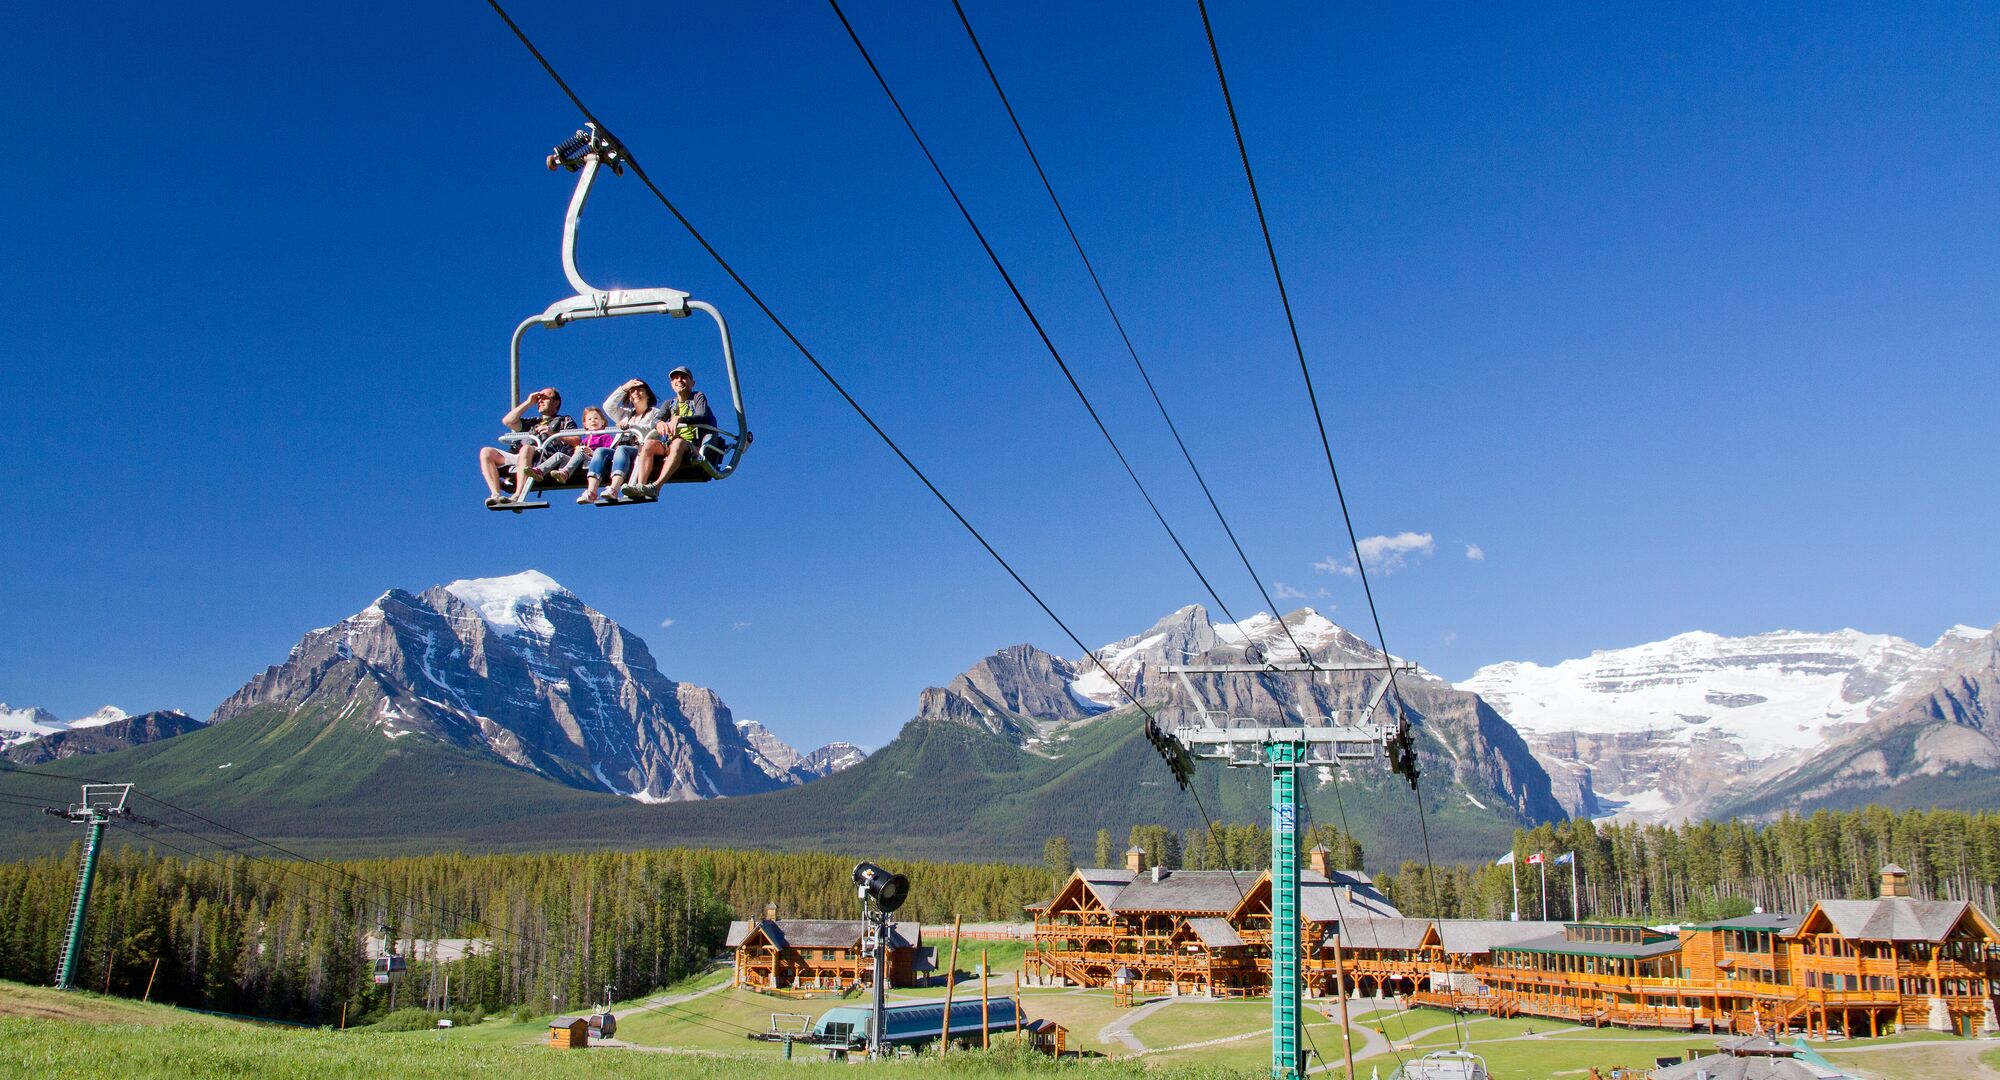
1162, 662, 1414, 1080
47, 784, 134, 990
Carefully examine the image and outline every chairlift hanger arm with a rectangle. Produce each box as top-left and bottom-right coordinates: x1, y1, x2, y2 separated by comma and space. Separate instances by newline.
501, 124, 751, 489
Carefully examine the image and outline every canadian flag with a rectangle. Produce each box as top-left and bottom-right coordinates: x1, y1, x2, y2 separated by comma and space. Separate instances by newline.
1527, 852, 1546, 865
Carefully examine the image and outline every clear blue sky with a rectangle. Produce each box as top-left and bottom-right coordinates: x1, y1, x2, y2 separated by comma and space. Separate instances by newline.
3, 2, 1995, 750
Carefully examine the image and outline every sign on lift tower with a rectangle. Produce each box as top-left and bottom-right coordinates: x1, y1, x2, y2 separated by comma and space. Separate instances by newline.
1162, 660, 1415, 1080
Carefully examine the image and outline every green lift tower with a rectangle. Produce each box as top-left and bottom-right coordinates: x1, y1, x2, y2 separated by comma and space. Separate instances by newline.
49, 783, 134, 990
1163, 661, 1412, 1080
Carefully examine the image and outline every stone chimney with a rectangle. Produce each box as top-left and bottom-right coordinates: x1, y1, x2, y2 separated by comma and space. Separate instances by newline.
1880, 864, 1911, 899
1308, 845, 1332, 878
1125, 846, 1147, 873
764, 902, 778, 921
1152, 864, 1166, 884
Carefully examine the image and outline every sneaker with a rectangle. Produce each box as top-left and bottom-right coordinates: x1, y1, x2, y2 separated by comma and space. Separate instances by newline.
576, 492, 595, 504
485, 494, 508, 508
597, 492, 620, 505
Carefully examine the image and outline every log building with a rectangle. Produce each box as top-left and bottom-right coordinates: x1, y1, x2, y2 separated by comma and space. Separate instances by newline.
726, 904, 931, 995
1025, 855, 2000, 1039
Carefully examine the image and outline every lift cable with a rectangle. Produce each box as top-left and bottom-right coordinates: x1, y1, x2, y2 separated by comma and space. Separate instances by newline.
1192, 0, 1458, 915
827, 0, 1246, 633
1194, 6, 1470, 1056
483, 0, 1219, 801
947, 0, 1321, 668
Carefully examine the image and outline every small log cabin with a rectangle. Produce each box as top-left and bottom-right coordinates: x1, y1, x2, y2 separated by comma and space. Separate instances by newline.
547, 1016, 589, 1049
727, 904, 931, 994
1030, 858, 2000, 1039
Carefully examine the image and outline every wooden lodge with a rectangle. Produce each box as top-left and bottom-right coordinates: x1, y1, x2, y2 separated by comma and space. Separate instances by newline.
727, 904, 932, 995
1029, 855, 2000, 1040
1024, 844, 1400, 997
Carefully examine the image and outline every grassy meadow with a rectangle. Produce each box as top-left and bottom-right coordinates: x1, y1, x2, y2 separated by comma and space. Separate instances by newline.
6, 978, 1996, 1079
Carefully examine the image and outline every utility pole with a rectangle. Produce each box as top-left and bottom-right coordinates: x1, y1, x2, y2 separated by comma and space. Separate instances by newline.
1163, 661, 1413, 1080
47, 784, 135, 990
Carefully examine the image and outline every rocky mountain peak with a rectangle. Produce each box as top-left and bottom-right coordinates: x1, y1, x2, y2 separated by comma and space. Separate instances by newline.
214, 571, 827, 804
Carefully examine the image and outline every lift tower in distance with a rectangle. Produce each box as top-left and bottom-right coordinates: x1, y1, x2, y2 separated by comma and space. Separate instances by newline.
1162, 661, 1414, 1080
46, 783, 134, 990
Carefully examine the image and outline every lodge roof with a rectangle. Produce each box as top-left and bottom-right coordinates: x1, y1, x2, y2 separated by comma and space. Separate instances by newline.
1188, 917, 1243, 947
1105, 868, 1258, 913
1079, 868, 1136, 907
1806, 898, 1972, 942
1492, 932, 1683, 960
725, 919, 919, 950
1687, 913, 1805, 932
1326, 916, 1433, 952
1433, 919, 1569, 956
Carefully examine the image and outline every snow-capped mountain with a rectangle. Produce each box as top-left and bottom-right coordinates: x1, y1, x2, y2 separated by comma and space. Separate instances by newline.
214, 570, 832, 803
736, 720, 867, 782
914, 605, 1564, 825
3, 710, 203, 766
0, 704, 132, 751
1714, 626, 2000, 816
1457, 625, 1997, 821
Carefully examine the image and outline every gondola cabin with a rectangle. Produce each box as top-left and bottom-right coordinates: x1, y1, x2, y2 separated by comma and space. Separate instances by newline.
372, 955, 406, 986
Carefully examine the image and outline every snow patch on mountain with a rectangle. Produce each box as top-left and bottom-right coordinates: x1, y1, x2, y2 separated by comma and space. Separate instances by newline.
68, 706, 130, 730
442, 570, 566, 638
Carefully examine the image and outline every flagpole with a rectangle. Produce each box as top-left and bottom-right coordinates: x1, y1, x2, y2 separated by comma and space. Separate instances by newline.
1570, 854, 1579, 919
1539, 858, 1548, 921
1511, 857, 1518, 920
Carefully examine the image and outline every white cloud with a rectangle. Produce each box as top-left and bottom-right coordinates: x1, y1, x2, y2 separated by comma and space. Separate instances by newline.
1312, 554, 1357, 577
658, 617, 676, 630
731, 621, 753, 632
1272, 581, 1307, 601
1442, 630, 1458, 645
1464, 543, 1484, 561
1355, 532, 1435, 573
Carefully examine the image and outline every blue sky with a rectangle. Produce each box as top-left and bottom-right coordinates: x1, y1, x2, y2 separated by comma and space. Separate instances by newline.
3, 2, 1996, 750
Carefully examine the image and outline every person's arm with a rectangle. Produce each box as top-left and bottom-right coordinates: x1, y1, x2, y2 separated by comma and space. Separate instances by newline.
501, 397, 535, 432
603, 386, 631, 423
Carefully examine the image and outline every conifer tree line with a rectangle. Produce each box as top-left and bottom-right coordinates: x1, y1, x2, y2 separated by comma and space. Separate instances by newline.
1375, 808, 2000, 922
0, 843, 1047, 1025
1046, 823, 1365, 882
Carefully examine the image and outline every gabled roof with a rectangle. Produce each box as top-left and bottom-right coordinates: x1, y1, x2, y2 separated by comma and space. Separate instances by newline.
724, 919, 917, 950
1109, 869, 1256, 913
1187, 917, 1243, 947
1326, 917, 1436, 952
1079, 868, 1136, 907
1801, 898, 1986, 943
1434, 919, 1569, 956
1225, 869, 1403, 923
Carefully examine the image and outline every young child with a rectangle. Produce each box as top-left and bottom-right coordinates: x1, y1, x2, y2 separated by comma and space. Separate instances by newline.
574, 406, 621, 504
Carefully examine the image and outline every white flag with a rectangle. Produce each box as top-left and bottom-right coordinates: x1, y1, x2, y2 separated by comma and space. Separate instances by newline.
1495, 851, 1515, 866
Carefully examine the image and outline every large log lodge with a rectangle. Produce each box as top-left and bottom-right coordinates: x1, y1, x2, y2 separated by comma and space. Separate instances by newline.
1023, 850, 2000, 1038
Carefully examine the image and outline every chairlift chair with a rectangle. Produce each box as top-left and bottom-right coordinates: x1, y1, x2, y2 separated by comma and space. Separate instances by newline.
494, 124, 751, 511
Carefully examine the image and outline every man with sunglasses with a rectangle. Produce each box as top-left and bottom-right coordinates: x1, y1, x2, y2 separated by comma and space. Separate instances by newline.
479, 387, 576, 508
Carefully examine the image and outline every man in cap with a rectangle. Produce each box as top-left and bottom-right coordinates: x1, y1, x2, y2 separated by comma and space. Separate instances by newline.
627, 365, 717, 498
